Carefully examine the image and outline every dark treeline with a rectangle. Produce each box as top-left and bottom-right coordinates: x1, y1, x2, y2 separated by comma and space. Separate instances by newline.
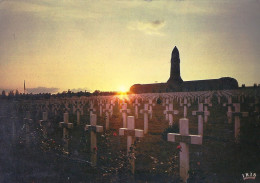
0, 89, 128, 100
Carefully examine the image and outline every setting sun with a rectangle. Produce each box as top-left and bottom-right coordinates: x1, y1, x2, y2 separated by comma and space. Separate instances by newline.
118, 86, 128, 93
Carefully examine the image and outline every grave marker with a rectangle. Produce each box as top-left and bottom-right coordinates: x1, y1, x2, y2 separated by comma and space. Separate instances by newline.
180, 98, 191, 118
120, 103, 131, 128
232, 103, 248, 140
132, 98, 140, 119
168, 118, 202, 182
163, 98, 170, 120
59, 113, 73, 154
147, 99, 155, 119
223, 96, 233, 123
140, 104, 151, 134
98, 100, 104, 116
119, 116, 144, 174
167, 103, 179, 126
103, 104, 112, 130
202, 98, 212, 123
38, 112, 49, 138
85, 114, 103, 166
192, 103, 209, 136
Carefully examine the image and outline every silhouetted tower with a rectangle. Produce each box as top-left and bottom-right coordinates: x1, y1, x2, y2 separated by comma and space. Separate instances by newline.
167, 46, 183, 84
24, 80, 26, 94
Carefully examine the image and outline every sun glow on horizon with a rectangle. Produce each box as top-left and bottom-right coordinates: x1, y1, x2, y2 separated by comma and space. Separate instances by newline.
116, 86, 130, 101
118, 86, 128, 93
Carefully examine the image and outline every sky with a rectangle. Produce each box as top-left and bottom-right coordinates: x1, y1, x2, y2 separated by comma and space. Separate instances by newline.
0, 0, 259, 94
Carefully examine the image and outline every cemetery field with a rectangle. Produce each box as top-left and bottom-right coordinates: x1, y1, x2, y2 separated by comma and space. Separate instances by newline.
0, 89, 259, 182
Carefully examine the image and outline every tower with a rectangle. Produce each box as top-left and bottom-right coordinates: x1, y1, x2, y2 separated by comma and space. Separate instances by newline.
24, 80, 26, 94
167, 46, 183, 84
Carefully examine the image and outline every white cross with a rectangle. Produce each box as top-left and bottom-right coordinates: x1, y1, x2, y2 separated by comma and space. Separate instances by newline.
147, 99, 155, 119
72, 104, 77, 114
72, 104, 81, 124
98, 100, 104, 116
53, 104, 60, 116
223, 96, 233, 123
103, 104, 112, 130
119, 116, 144, 174
120, 103, 131, 128
132, 98, 141, 119
78, 102, 84, 115
38, 112, 49, 138
59, 113, 73, 154
168, 118, 202, 182
76, 109, 81, 125
232, 103, 248, 140
64, 102, 71, 113
88, 101, 96, 116
140, 104, 151, 134
180, 98, 191, 118
163, 98, 170, 120
166, 103, 179, 126
108, 100, 115, 116
192, 103, 210, 136
85, 114, 103, 166
202, 98, 212, 123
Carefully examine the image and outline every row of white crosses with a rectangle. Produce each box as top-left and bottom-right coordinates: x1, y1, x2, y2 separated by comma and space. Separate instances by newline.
221, 95, 252, 140
83, 98, 146, 170
17, 91, 258, 180
84, 112, 144, 169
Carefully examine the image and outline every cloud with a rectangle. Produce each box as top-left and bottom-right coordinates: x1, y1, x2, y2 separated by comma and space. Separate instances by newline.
27, 87, 59, 94
70, 87, 91, 93
128, 20, 165, 35
0, 0, 100, 21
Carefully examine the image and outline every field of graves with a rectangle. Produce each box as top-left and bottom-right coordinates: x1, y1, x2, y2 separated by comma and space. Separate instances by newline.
0, 88, 259, 182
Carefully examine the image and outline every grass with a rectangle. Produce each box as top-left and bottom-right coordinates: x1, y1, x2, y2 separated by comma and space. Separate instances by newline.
0, 97, 259, 182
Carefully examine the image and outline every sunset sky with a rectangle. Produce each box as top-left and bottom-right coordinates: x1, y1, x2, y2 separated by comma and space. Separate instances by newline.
0, 0, 259, 94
